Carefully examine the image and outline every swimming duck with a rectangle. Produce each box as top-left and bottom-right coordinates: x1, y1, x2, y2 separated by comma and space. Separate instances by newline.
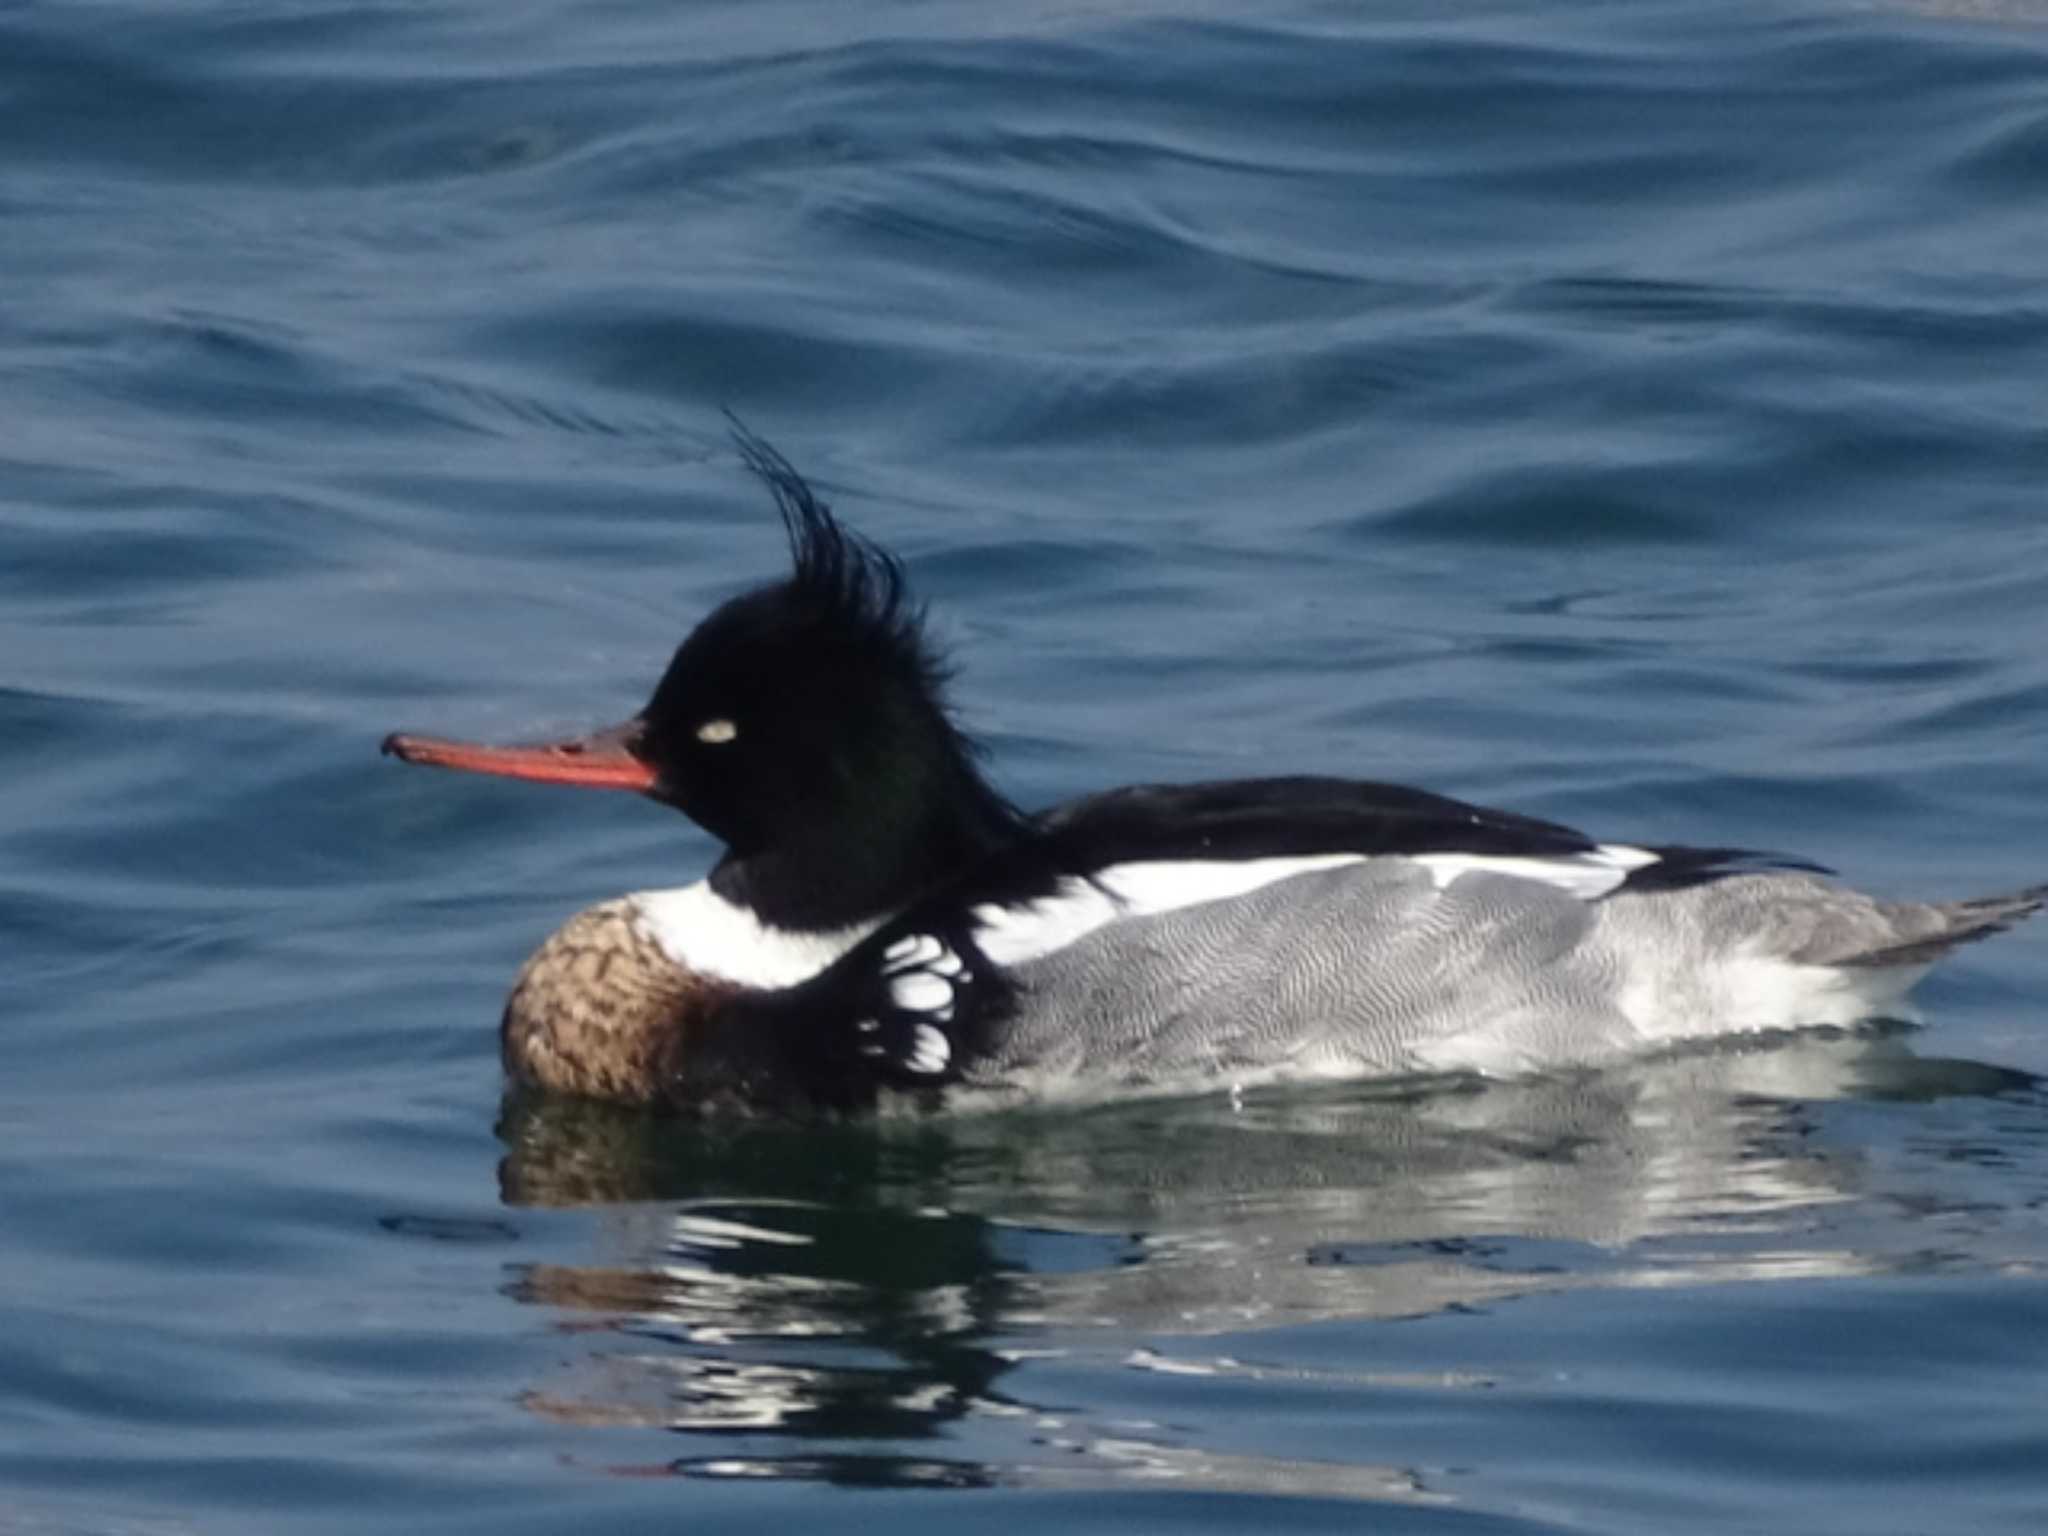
384, 431, 2044, 1113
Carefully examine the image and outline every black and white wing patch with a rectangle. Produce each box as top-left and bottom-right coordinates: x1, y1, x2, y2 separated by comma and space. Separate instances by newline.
854, 931, 976, 1083
1027, 778, 1827, 899
1410, 845, 1659, 900
1413, 844, 1827, 898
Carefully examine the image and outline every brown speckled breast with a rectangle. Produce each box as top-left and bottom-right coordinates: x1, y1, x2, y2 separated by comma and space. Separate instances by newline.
501, 899, 738, 1103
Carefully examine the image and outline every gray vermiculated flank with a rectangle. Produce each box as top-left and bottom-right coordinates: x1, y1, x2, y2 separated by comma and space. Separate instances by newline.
972, 862, 2043, 1087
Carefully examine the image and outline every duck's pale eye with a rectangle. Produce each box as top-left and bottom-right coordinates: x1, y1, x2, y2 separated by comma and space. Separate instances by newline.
695, 718, 739, 745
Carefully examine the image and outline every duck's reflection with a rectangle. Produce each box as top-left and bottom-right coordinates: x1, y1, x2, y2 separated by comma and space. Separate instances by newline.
495, 1031, 2036, 1493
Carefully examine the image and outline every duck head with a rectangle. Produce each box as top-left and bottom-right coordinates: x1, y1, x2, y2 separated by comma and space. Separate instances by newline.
384, 427, 1023, 930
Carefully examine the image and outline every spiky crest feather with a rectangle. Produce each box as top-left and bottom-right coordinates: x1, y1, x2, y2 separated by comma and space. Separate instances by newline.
724, 415, 951, 702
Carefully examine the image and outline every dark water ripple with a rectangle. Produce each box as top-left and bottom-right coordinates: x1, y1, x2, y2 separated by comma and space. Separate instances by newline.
7, 0, 2048, 1533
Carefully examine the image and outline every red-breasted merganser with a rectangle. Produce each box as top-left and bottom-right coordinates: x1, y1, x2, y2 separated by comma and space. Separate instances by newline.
383, 430, 2044, 1114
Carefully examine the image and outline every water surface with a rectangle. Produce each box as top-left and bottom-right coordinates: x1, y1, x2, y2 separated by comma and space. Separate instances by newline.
5, 0, 2048, 1531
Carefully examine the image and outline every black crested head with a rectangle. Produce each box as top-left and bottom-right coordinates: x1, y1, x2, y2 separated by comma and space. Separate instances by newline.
727, 416, 943, 706
631, 421, 1024, 930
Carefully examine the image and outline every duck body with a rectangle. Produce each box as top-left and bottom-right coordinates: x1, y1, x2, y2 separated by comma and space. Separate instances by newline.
499, 776, 2044, 1114
383, 428, 2044, 1116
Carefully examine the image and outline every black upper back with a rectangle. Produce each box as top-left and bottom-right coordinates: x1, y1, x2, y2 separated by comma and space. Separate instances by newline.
975, 776, 1827, 906
1035, 776, 1599, 865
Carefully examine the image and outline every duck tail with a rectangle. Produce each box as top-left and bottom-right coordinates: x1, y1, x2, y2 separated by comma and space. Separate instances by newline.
1836, 884, 2048, 969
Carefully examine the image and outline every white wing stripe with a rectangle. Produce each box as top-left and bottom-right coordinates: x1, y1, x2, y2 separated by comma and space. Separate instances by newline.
968, 846, 1663, 969
1412, 844, 1658, 901
970, 854, 1364, 968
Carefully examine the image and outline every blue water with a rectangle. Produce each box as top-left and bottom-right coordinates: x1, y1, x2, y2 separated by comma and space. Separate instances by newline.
7, 0, 2048, 1530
